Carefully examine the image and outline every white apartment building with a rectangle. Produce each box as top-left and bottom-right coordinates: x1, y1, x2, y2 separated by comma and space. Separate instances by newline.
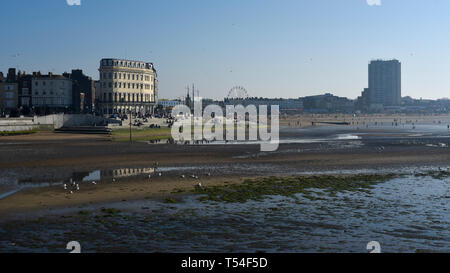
32, 73, 73, 108
98, 58, 158, 115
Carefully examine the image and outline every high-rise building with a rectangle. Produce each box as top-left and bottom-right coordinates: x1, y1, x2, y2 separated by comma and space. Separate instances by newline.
98, 58, 158, 115
368, 59, 401, 106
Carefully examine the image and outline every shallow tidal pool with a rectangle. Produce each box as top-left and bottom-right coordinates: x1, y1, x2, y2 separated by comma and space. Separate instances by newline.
0, 173, 448, 253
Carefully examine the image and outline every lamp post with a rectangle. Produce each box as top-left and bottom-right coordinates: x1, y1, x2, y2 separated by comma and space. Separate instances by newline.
129, 109, 132, 143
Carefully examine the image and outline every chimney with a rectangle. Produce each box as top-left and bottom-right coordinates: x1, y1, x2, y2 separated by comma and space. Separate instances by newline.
7, 68, 16, 82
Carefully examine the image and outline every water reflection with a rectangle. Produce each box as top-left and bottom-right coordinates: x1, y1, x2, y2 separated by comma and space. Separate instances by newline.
0, 167, 158, 200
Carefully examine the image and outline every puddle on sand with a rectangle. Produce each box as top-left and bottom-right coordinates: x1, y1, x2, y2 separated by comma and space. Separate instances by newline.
0, 167, 157, 199
1, 163, 450, 200
0, 174, 448, 253
0, 163, 281, 199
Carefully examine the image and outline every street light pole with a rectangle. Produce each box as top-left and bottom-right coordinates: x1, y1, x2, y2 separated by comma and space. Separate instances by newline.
129, 110, 132, 143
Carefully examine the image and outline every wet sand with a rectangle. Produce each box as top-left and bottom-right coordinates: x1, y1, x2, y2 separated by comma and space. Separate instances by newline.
0, 175, 248, 218
0, 115, 450, 253
0, 126, 450, 218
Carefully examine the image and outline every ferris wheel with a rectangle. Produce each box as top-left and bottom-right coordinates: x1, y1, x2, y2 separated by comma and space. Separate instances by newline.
227, 86, 249, 99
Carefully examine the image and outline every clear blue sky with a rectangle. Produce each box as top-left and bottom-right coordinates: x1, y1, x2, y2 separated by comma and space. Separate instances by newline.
1, 0, 450, 100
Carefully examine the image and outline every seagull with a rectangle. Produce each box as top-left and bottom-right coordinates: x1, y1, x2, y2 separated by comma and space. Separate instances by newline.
69, 191, 73, 194
63, 184, 67, 190
76, 184, 80, 191
158, 173, 162, 177
206, 173, 211, 177
112, 178, 116, 182
148, 174, 152, 179
92, 181, 97, 185
180, 175, 185, 178
196, 183, 202, 188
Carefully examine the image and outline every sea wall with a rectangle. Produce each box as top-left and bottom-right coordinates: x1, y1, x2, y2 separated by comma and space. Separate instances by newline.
0, 114, 110, 132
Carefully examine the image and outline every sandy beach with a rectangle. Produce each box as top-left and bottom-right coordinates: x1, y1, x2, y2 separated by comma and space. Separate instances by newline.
0, 114, 450, 217
0, 114, 449, 253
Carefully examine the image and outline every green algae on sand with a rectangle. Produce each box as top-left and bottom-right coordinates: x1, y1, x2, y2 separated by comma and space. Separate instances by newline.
193, 174, 399, 203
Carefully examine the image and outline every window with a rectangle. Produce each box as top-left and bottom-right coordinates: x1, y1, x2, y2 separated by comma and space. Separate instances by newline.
5, 92, 14, 99
114, 73, 117, 79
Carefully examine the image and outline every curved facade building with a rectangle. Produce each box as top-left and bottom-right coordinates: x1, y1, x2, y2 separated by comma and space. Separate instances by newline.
98, 58, 158, 115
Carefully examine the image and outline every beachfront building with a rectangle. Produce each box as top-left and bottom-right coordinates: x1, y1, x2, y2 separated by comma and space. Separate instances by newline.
302, 93, 353, 113
368, 59, 401, 107
31, 73, 73, 111
0, 69, 19, 114
98, 58, 158, 115
18, 74, 33, 109
0, 82, 19, 114
63, 70, 95, 113
224, 97, 304, 113
159, 99, 182, 109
